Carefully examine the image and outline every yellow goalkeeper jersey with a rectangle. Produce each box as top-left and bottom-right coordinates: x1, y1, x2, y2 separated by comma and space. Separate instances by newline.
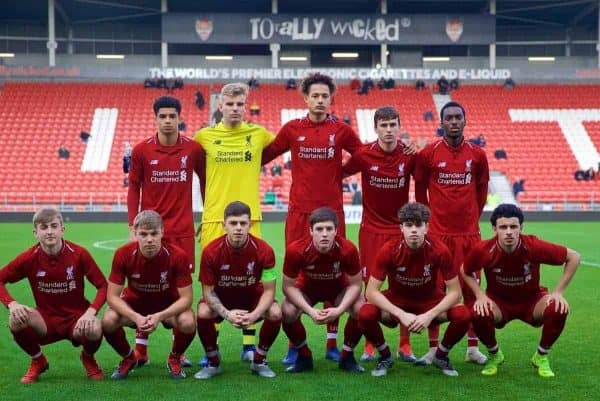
194, 121, 274, 223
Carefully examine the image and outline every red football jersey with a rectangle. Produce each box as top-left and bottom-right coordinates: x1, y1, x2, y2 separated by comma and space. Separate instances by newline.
200, 234, 276, 303
343, 141, 415, 234
463, 235, 567, 303
371, 236, 455, 303
0, 240, 107, 317
127, 134, 205, 238
109, 242, 192, 307
414, 139, 489, 235
283, 236, 361, 293
262, 116, 362, 213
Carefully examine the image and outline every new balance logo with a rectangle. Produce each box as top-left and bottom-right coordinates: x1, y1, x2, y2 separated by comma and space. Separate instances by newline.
297, 136, 306, 141
132, 273, 141, 278
36, 270, 46, 277
220, 264, 230, 270
213, 140, 222, 145
437, 161, 447, 168
150, 160, 159, 165
370, 165, 379, 171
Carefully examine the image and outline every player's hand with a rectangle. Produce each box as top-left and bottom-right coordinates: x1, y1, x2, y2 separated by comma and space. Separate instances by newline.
398, 311, 418, 329
547, 292, 569, 314
240, 311, 259, 327
139, 313, 160, 333
403, 140, 417, 155
473, 296, 494, 317
408, 312, 434, 333
73, 310, 99, 338
309, 309, 328, 324
8, 302, 33, 327
227, 309, 247, 328
319, 307, 342, 323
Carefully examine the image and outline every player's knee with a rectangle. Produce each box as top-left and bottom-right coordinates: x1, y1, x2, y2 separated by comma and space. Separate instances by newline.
268, 303, 283, 322
358, 303, 379, 327
448, 304, 470, 325
101, 310, 119, 333
196, 303, 213, 319
543, 303, 568, 322
178, 314, 197, 334
470, 308, 495, 325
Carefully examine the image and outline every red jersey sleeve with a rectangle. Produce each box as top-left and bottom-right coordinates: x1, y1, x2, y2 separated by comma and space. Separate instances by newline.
282, 246, 302, 279
259, 242, 276, 270
127, 144, 144, 226
529, 237, 568, 266
193, 143, 207, 202
342, 150, 363, 177
173, 252, 193, 288
108, 248, 127, 285
414, 149, 430, 205
371, 242, 393, 282
342, 125, 362, 154
80, 248, 108, 312
463, 243, 486, 276
199, 248, 216, 285
0, 251, 29, 307
343, 243, 362, 276
437, 243, 457, 281
262, 126, 290, 164
476, 149, 490, 213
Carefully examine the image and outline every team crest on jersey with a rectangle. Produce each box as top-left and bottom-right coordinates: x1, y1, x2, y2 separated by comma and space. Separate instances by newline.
180, 156, 188, 168
246, 135, 252, 147
36, 270, 46, 277
437, 161, 446, 168
465, 159, 472, 172
160, 271, 168, 283
329, 134, 336, 146
220, 264, 230, 270
306, 264, 315, 270
66, 266, 74, 280
398, 163, 405, 176
247, 261, 255, 274
423, 264, 431, 277
333, 261, 340, 272
370, 165, 379, 171
523, 262, 531, 275
297, 136, 306, 142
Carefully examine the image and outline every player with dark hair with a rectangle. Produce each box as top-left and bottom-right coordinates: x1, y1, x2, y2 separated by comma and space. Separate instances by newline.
281, 207, 365, 374
414, 101, 489, 365
462, 204, 580, 377
0, 208, 107, 383
194, 82, 276, 365
127, 95, 205, 367
194, 201, 281, 379
102, 211, 196, 380
358, 202, 471, 377
343, 105, 423, 362
262, 72, 363, 363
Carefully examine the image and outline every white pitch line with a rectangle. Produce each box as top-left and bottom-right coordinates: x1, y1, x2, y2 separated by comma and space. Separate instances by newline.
93, 238, 128, 251
582, 260, 600, 268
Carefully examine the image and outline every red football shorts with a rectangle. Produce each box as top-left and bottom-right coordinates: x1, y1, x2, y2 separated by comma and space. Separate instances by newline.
487, 288, 549, 328
164, 236, 195, 272
359, 229, 400, 282
37, 308, 85, 346
430, 233, 481, 304
285, 207, 346, 246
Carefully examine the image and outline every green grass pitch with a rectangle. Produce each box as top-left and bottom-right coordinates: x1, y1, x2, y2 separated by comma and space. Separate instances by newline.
0, 221, 598, 401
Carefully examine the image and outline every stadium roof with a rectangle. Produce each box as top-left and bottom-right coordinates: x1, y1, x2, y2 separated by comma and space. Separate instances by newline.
1, 0, 598, 30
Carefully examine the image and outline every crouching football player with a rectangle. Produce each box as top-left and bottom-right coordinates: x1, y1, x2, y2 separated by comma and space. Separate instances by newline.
102, 210, 196, 380
462, 204, 580, 378
359, 202, 470, 377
